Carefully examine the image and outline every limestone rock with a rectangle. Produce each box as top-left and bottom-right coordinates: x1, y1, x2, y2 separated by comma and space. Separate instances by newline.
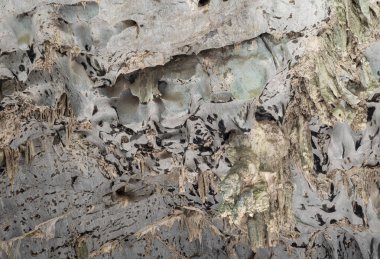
0, 0, 380, 258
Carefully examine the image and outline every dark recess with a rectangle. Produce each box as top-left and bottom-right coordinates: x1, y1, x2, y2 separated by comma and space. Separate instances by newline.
255, 106, 276, 122
352, 201, 364, 219
313, 154, 324, 173
198, 0, 210, 7
27, 45, 36, 63
367, 106, 375, 121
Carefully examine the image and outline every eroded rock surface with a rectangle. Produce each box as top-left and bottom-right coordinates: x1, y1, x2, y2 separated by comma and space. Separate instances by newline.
0, 0, 380, 258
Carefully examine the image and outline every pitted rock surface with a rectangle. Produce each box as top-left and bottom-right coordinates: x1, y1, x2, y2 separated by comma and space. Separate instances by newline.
1, 0, 380, 258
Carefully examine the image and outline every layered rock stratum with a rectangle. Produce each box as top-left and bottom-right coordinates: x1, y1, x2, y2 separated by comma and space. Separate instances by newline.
0, 0, 380, 258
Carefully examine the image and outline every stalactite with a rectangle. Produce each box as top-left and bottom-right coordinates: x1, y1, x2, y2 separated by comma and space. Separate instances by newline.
4, 147, 20, 184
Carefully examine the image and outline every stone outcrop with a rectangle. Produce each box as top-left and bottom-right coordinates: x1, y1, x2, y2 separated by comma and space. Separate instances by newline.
0, 0, 380, 258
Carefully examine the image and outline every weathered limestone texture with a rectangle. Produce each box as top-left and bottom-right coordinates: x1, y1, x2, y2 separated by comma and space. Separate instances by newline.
0, 0, 380, 258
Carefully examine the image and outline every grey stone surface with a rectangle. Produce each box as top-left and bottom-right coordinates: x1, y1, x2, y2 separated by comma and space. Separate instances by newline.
0, 0, 380, 258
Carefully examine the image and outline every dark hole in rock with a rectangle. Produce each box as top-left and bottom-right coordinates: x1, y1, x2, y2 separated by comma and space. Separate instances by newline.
328, 183, 336, 201
27, 45, 36, 63
313, 154, 323, 173
367, 106, 375, 121
115, 186, 129, 197
198, 0, 210, 7
316, 213, 325, 226
353, 201, 364, 219
127, 73, 138, 84
355, 138, 362, 150
321, 204, 336, 213
81, 62, 87, 69
157, 80, 168, 94
92, 105, 98, 115
255, 106, 276, 122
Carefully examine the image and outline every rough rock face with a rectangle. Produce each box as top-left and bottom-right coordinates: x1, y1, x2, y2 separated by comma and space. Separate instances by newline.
0, 0, 380, 258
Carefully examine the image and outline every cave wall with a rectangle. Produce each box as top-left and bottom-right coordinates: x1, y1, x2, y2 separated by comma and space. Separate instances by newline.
0, 0, 380, 258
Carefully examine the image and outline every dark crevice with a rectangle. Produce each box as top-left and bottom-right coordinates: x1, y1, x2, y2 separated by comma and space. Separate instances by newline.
321, 204, 336, 213
367, 106, 375, 121
198, 0, 210, 7
352, 201, 364, 219
255, 106, 276, 122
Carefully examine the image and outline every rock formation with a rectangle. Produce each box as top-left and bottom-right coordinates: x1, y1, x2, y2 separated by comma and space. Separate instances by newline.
0, 0, 380, 258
